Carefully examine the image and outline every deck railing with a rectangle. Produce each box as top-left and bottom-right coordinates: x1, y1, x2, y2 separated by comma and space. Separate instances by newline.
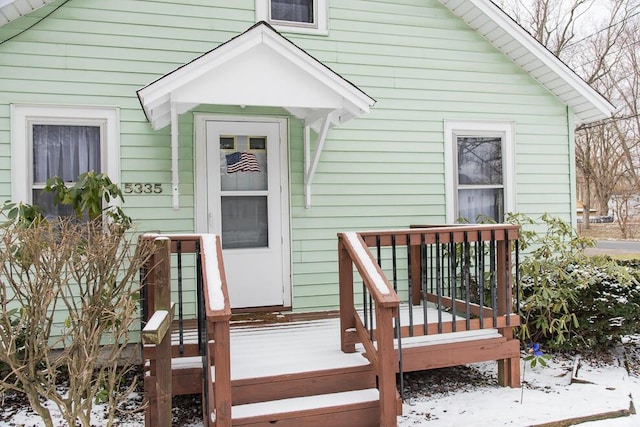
338, 231, 400, 427
358, 224, 521, 337
339, 224, 521, 411
140, 234, 231, 427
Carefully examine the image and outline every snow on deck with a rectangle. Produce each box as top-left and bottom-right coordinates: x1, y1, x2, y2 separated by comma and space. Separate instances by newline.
168, 305, 501, 380
229, 318, 370, 380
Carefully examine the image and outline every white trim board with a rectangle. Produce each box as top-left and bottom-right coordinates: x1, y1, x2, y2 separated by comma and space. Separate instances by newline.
444, 120, 515, 223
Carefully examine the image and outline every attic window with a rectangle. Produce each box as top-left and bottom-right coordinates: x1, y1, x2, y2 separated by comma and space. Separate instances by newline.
272, 0, 313, 23
256, 0, 328, 35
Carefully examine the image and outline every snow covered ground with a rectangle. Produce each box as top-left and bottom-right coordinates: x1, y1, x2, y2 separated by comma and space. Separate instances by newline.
400, 355, 639, 426
2, 352, 639, 426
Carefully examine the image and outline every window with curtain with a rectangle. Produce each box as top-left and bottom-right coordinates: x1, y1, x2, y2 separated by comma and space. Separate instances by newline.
456, 135, 504, 222
271, 0, 313, 23
31, 124, 102, 218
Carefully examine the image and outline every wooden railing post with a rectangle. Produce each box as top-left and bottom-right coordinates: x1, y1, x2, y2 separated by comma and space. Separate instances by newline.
496, 237, 520, 388
376, 304, 398, 427
338, 236, 357, 353
203, 234, 232, 427
154, 237, 172, 427
212, 319, 232, 426
143, 237, 173, 427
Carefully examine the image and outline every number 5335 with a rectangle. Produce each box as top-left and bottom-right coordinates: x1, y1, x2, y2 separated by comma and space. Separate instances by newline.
123, 183, 163, 194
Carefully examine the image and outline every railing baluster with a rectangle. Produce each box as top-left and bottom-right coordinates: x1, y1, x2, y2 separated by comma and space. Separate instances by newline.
405, 234, 413, 336
362, 281, 368, 330
463, 232, 471, 331
421, 233, 428, 336
515, 237, 520, 318
504, 235, 512, 326
490, 230, 497, 327
196, 240, 204, 353
140, 262, 149, 324
176, 240, 184, 356
436, 234, 443, 333
478, 232, 485, 329
391, 235, 398, 292
449, 234, 457, 332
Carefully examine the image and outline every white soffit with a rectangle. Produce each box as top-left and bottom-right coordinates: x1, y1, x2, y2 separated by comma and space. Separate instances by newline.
0, 0, 56, 27
137, 21, 376, 131
439, 0, 616, 124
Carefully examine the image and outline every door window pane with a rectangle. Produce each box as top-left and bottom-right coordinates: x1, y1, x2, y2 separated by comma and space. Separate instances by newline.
271, 0, 313, 23
220, 135, 268, 191
221, 196, 268, 249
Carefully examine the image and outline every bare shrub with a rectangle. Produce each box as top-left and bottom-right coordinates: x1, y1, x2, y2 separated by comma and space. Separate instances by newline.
0, 218, 155, 426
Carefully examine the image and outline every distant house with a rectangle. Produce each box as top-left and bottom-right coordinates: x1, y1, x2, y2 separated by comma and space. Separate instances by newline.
0, 0, 614, 313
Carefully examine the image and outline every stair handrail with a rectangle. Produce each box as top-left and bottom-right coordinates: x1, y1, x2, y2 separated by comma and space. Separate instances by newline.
139, 234, 232, 427
198, 234, 232, 427
338, 231, 400, 427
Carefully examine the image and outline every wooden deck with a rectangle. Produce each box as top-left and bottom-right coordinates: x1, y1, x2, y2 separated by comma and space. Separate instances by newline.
146, 308, 518, 425
146, 317, 382, 426
141, 226, 522, 426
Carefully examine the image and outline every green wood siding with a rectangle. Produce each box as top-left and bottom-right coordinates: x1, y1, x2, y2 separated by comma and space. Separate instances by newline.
0, 0, 573, 313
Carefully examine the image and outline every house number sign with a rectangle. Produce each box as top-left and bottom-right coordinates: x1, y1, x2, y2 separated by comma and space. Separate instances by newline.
123, 183, 163, 194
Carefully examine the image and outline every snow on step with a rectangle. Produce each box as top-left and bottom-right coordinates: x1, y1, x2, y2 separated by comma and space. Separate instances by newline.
232, 388, 379, 420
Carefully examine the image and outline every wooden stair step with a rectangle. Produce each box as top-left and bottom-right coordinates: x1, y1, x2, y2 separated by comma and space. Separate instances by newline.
230, 388, 381, 427
227, 363, 376, 405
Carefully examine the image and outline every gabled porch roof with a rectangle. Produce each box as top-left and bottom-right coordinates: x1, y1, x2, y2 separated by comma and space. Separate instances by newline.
137, 21, 376, 209
137, 21, 375, 132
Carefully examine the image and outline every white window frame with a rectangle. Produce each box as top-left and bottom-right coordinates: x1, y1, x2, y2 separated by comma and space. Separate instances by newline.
444, 120, 515, 223
10, 104, 120, 206
256, 0, 328, 35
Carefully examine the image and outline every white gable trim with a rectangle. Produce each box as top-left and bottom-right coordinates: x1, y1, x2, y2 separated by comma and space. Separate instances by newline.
137, 21, 375, 209
137, 22, 374, 131
439, 0, 615, 124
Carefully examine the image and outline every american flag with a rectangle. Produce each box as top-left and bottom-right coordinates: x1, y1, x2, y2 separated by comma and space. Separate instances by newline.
226, 152, 261, 173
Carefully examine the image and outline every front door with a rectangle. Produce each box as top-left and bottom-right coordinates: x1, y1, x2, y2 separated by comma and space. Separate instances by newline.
203, 119, 288, 309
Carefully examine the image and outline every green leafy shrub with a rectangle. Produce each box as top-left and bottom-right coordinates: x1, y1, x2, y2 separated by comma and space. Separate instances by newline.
512, 213, 640, 352
45, 171, 130, 227
570, 260, 640, 349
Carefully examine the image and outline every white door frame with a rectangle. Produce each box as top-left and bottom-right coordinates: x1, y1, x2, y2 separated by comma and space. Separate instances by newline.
194, 114, 291, 308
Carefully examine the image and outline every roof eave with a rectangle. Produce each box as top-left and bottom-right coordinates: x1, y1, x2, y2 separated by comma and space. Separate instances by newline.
439, 0, 616, 124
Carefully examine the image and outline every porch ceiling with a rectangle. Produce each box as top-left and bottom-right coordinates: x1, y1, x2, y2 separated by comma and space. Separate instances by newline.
137, 21, 376, 132
0, 0, 56, 26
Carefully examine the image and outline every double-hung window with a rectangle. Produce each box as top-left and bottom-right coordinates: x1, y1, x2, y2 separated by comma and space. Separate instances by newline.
11, 105, 120, 218
444, 121, 515, 223
256, 0, 328, 34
